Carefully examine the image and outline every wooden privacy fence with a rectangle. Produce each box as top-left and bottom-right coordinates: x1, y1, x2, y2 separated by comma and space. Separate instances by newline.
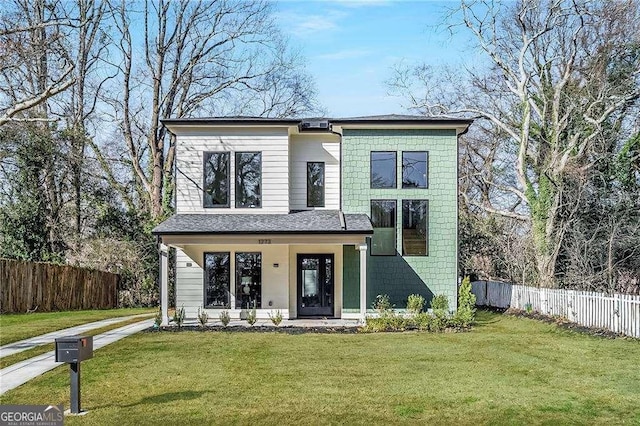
0, 259, 119, 313
472, 281, 640, 338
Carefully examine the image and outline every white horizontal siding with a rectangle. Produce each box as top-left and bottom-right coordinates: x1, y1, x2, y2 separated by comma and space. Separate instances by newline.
175, 128, 290, 214
175, 249, 204, 316
175, 244, 290, 318
289, 134, 340, 210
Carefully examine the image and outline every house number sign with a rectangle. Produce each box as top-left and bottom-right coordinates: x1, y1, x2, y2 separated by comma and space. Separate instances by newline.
258, 239, 271, 244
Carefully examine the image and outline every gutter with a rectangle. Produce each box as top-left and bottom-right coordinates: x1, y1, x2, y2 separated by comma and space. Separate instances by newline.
331, 126, 344, 212
151, 229, 374, 236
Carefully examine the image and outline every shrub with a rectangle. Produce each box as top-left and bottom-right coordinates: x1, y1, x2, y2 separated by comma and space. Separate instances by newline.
407, 294, 425, 315
362, 311, 409, 332
429, 295, 450, 332
268, 310, 283, 326
413, 312, 433, 331
385, 312, 409, 331
154, 308, 162, 327
361, 290, 477, 333
197, 307, 209, 327
172, 306, 185, 328
246, 307, 257, 326
219, 310, 231, 327
430, 294, 450, 313
453, 276, 476, 328
429, 314, 448, 332
361, 317, 386, 332
372, 294, 393, 313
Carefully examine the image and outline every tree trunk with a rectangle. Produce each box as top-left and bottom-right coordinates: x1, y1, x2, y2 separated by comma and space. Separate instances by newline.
528, 173, 561, 288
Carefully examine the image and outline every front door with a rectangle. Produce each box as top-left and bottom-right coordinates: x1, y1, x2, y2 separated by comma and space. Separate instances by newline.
297, 254, 334, 317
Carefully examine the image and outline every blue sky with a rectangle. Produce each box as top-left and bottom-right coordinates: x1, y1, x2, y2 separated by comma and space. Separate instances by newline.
273, 0, 472, 117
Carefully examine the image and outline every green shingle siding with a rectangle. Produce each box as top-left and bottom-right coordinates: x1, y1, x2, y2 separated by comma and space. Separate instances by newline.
342, 128, 458, 310
342, 245, 360, 311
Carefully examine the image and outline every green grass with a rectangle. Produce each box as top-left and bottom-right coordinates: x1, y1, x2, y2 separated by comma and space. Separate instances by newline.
0, 316, 153, 369
0, 308, 155, 345
1, 311, 639, 425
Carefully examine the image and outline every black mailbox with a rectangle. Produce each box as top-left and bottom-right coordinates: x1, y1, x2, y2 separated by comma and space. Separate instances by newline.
55, 335, 93, 363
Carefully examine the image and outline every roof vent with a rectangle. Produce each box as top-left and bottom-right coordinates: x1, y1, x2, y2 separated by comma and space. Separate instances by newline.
299, 119, 330, 132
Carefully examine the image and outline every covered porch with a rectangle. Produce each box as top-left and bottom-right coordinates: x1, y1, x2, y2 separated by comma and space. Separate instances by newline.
152, 211, 372, 325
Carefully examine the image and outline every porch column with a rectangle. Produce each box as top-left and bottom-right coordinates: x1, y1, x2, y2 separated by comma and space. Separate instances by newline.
358, 243, 368, 321
160, 243, 169, 326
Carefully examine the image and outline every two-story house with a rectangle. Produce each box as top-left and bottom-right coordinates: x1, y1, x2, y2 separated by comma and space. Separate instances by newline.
152, 115, 471, 324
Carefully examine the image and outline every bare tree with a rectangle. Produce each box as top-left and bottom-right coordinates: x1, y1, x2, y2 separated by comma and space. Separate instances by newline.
94, 0, 319, 220
391, 0, 640, 287
0, 0, 75, 126
0, 0, 114, 256
55, 0, 111, 237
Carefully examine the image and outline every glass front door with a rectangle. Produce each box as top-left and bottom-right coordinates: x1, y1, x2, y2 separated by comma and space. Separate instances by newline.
297, 254, 334, 317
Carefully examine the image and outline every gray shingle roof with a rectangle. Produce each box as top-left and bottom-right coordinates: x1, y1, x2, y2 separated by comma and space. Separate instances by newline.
334, 114, 463, 121
152, 210, 372, 235
331, 114, 473, 126
161, 114, 473, 126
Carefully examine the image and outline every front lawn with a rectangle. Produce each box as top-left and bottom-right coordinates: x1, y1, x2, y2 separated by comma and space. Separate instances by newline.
0, 316, 154, 369
0, 308, 155, 345
1, 311, 639, 425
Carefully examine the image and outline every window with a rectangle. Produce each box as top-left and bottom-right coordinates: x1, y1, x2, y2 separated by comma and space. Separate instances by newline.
371, 200, 397, 255
307, 162, 325, 207
235, 252, 262, 309
203, 152, 230, 208
402, 151, 428, 188
370, 151, 396, 188
235, 152, 262, 208
402, 200, 428, 256
204, 252, 230, 308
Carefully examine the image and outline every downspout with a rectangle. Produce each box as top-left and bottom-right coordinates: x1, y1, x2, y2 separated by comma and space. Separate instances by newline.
338, 211, 346, 230
455, 122, 472, 310
330, 124, 343, 211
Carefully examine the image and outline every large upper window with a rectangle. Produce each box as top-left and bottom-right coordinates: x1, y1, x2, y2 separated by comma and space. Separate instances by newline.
402, 200, 428, 256
235, 252, 262, 309
307, 162, 325, 207
204, 252, 230, 308
370, 151, 396, 188
402, 151, 428, 188
203, 152, 230, 208
371, 200, 397, 256
235, 152, 262, 208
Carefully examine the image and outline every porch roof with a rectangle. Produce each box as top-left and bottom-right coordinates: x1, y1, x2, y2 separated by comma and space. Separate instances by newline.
152, 210, 373, 235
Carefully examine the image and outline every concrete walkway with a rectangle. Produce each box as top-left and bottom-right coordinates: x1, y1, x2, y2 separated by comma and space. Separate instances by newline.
0, 319, 154, 395
0, 313, 153, 358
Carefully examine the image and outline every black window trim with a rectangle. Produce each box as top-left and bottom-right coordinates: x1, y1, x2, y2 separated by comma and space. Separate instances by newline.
203, 151, 230, 209
234, 151, 263, 209
370, 199, 397, 257
370, 151, 397, 189
307, 161, 326, 208
401, 199, 429, 257
402, 151, 429, 189
235, 251, 263, 309
203, 251, 231, 308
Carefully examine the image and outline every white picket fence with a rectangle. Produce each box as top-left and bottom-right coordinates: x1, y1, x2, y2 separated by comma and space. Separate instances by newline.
471, 281, 640, 338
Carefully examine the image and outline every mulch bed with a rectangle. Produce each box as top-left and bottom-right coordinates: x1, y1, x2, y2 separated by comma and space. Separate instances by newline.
144, 325, 360, 334
504, 308, 633, 339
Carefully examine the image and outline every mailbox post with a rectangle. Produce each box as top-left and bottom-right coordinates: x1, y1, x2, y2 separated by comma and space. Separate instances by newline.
55, 335, 93, 414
